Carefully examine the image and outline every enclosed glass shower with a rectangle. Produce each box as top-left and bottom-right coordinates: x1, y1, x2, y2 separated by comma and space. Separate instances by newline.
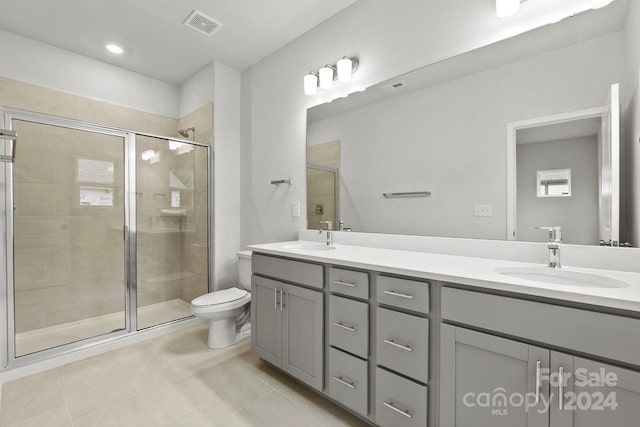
0, 108, 211, 365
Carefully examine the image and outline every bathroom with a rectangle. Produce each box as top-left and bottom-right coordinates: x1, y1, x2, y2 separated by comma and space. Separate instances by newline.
1, 0, 640, 425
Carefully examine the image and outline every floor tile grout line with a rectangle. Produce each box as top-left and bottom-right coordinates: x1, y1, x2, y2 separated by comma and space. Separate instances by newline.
54, 369, 74, 427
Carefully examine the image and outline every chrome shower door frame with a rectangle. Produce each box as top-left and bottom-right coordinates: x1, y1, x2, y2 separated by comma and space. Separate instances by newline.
306, 163, 340, 227
0, 108, 133, 367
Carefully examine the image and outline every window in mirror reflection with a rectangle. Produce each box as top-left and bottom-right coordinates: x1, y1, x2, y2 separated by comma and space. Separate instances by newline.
77, 158, 116, 207
537, 169, 571, 198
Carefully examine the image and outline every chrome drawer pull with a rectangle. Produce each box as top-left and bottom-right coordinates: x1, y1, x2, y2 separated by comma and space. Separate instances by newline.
558, 366, 565, 411
383, 401, 412, 419
332, 322, 356, 332
333, 376, 356, 389
383, 290, 413, 299
334, 280, 356, 288
535, 360, 541, 404
383, 339, 413, 352
274, 288, 278, 309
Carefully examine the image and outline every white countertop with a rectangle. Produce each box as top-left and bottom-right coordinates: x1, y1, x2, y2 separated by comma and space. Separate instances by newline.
248, 241, 640, 313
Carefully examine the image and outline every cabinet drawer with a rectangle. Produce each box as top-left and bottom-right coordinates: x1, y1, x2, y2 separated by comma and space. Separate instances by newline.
377, 276, 429, 314
376, 307, 428, 383
329, 295, 369, 358
329, 267, 369, 299
375, 367, 428, 427
441, 287, 640, 367
328, 347, 368, 417
252, 253, 323, 289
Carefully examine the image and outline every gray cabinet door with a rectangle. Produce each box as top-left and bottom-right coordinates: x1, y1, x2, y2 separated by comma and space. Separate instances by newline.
282, 283, 324, 391
251, 276, 282, 366
440, 325, 550, 427
550, 352, 640, 427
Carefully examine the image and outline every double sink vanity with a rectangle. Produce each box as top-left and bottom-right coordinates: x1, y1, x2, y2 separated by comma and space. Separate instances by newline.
249, 238, 640, 427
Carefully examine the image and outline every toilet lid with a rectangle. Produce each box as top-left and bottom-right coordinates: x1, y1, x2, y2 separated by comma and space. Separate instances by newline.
191, 287, 248, 307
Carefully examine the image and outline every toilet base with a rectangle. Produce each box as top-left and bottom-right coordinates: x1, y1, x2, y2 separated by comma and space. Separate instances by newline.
207, 317, 237, 348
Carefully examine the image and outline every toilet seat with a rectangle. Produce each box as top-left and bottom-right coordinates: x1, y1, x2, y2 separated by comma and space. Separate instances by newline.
192, 287, 248, 307
191, 287, 251, 315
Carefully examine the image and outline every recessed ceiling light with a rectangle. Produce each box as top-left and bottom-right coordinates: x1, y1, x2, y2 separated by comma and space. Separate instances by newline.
105, 43, 124, 54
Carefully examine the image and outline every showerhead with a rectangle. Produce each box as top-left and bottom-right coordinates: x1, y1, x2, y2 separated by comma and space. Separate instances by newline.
178, 127, 195, 140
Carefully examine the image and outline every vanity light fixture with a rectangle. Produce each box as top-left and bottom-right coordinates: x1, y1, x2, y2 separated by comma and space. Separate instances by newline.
336, 57, 354, 82
304, 72, 319, 95
169, 140, 183, 151
304, 56, 359, 95
319, 65, 335, 89
141, 149, 155, 161
591, 0, 615, 9
496, 0, 520, 17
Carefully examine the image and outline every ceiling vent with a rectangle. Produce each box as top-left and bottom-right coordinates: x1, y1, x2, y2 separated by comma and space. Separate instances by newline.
380, 82, 406, 92
183, 10, 223, 37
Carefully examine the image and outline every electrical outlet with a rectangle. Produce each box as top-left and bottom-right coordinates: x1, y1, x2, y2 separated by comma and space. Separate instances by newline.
292, 202, 300, 217
474, 204, 493, 217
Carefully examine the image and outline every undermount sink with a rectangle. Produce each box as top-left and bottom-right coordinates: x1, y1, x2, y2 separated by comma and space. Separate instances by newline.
283, 243, 336, 251
494, 266, 630, 289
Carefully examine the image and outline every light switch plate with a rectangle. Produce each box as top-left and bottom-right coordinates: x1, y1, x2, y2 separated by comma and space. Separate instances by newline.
292, 202, 300, 217
474, 204, 493, 217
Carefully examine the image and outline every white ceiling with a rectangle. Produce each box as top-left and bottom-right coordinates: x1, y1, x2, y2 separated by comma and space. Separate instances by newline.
517, 117, 602, 144
0, 0, 357, 84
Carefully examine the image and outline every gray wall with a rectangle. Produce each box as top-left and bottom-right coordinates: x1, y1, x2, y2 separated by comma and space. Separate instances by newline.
516, 136, 599, 245
306, 33, 626, 239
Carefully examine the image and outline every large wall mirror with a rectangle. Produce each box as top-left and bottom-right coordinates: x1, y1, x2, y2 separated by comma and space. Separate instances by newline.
306, 0, 639, 248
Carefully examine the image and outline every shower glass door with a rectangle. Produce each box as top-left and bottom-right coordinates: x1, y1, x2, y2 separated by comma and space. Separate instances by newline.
8, 116, 127, 357
135, 135, 209, 329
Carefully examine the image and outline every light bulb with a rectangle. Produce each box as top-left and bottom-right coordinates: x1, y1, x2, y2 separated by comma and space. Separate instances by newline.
337, 57, 353, 82
141, 149, 155, 161
496, 0, 520, 17
591, 0, 614, 9
105, 43, 124, 54
304, 73, 318, 95
319, 66, 334, 90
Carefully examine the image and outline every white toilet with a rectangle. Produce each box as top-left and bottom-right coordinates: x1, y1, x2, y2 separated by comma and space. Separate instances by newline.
191, 251, 252, 348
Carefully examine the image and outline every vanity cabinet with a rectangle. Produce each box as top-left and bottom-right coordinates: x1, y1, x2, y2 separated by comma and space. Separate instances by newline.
439, 325, 549, 427
251, 274, 323, 390
440, 287, 640, 427
549, 353, 640, 427
251, 249, 640, 427
440, 324, 640, 427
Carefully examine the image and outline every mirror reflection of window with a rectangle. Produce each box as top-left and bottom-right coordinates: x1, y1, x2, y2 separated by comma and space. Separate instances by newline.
77, 158, 116, 206
537, 169, 571, 197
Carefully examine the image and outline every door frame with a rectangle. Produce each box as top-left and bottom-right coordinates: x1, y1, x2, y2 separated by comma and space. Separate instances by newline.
0, 107, 212, 369
306, 162, 340, 229
505, 106, 606, 240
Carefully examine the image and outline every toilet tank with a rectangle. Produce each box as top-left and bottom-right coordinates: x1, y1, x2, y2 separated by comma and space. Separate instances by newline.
237, 251, 252, 290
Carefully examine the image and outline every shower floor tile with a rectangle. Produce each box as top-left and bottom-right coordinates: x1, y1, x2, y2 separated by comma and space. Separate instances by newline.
15, 299, 192, 356
1, 324, 368, 427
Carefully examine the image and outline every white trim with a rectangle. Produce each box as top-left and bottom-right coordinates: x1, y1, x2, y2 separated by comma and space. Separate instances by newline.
505, 107, 606, 240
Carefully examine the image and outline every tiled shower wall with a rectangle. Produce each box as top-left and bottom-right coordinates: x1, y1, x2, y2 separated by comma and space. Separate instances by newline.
2, 76, 212, 334
136, 104, 212, 314
307, 140, 340, 230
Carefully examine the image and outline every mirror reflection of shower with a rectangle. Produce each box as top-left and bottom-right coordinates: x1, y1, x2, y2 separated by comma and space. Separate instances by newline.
178, 127, 195, 141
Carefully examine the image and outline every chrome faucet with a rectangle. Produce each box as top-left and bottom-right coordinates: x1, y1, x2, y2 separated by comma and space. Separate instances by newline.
317, 229, 333, 246
536, 226, 562, 269
318, 221, 333, 246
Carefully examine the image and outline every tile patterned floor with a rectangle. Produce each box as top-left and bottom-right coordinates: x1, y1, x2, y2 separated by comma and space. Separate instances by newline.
0, 324, 369, 426
16, 299, 192, 356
